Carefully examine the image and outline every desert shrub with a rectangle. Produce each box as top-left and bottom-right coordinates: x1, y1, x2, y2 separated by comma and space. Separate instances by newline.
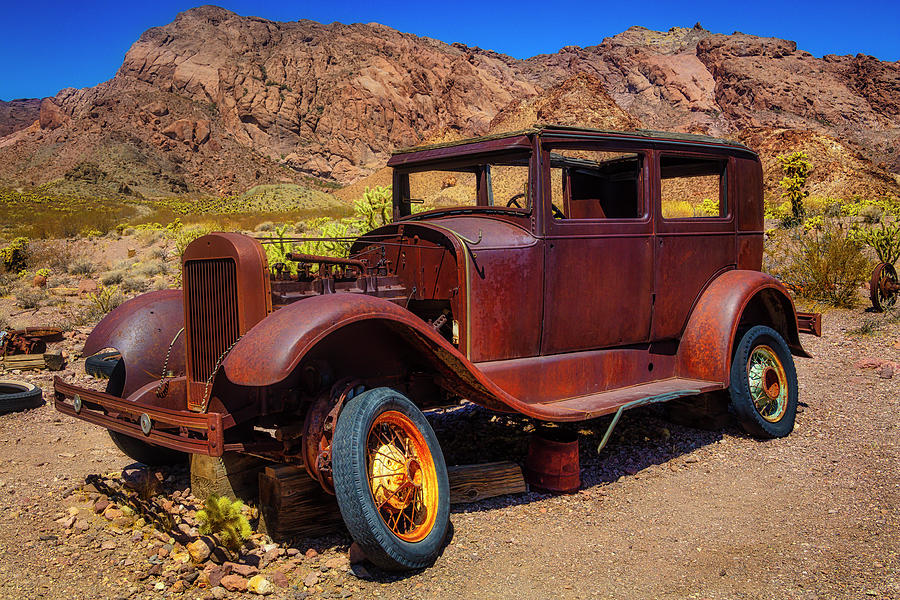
134, 259, 167, 278
775, 221, 870, 307
14, 286, 46, 309
778, 151, 811, 224
135, 229, 162, 247
169, 221, 214, 257
88, 283, 124, 314
0, 237, 29, 273
68, 257, 95, 275
120, 277, 146, 294
850, 220, 900, 265
149, 247, 169, 261
254, 221, 276, 232
100, 270, 125, 286
196, 495, 251, 553
859, 204, 884, 224
27, 239, 76, 273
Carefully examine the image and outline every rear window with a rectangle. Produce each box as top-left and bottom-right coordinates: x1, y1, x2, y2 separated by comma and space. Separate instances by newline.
660, 156, 727, 219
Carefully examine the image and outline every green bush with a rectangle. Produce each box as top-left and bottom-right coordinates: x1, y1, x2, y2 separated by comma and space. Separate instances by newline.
0, 237, 29, 272
777, 221, 870, 307
196, 495, 252, 553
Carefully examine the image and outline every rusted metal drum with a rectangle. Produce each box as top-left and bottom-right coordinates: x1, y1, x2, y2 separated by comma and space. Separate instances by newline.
524, 427, 580, 493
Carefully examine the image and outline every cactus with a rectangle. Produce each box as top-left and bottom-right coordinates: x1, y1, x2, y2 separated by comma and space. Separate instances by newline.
195, 494, 252, 552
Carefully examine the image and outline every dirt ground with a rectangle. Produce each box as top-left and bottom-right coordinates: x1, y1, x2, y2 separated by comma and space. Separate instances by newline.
0, 306, 898, 600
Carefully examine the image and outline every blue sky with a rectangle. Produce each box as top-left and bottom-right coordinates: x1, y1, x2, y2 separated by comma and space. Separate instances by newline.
1, 0, 898, 101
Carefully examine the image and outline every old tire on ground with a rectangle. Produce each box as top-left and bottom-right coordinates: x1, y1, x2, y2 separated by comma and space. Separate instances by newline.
729, 325, 798, 438
105, 360, 186, 466
332, 387, 450, 571
0, 380, 44, 414
870, 262, 898, 312
85, 351, 122, 379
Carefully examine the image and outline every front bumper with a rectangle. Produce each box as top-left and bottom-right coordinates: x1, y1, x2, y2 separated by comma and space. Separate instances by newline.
54, 377, 224, 456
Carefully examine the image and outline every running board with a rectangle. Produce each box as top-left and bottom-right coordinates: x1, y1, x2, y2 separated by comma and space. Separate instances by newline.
529, 377, 724, 421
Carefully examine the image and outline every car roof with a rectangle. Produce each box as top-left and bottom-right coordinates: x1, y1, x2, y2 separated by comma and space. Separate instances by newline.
388, 124, 756, 166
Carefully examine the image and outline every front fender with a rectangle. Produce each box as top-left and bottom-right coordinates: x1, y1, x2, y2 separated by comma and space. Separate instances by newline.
83, 289, 185, 397
675, 270, 808, 384
220, 295, 596, 420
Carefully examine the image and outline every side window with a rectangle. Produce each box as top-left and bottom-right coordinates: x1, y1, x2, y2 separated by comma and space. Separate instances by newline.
550, 148, 644, 220
660, 156, 727, 219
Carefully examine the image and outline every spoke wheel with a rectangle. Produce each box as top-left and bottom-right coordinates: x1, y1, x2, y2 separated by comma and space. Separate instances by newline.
870, 262, 898, 312
729, 325, 798, 439
746, 345, 789, 423
367, 411, 439, 542
332, 387, 450, 571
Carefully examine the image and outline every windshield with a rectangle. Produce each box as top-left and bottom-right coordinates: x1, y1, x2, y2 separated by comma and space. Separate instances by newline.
393, 152, 531, 218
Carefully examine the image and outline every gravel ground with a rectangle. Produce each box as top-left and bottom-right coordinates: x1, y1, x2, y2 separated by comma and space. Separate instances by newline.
0, 307, 897, 600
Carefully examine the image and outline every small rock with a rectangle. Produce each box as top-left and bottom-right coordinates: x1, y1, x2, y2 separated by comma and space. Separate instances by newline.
103, 507, 124, 521
270, 570, 288, 588
248, 575, 275, 595
75, 519, 90, 531
100, 540, 117, 550
206, 565, 228, 587
286, 548, 300, 557
220, 574, 248, 592
877, 364, 894, 379
93, 498, 110, 513
182, 570, 199, 585
154, 581, 166, 592
187, 539, 212, 563
112, 516, 134, 528
210, 586, 227, 600
60, 515, 76, 529
303, 572, 319, 587
260, 547, 279, 568
170, 580, 185, 594
350, 563, 371, 580
304, 548, 318, 559
229, 563, 259, 577
324, 556, 348, 570
855, 357, 882, 369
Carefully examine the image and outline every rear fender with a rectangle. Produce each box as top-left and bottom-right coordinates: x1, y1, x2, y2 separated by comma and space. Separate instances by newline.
83, 289, 185, 398
675, 270, 809, 384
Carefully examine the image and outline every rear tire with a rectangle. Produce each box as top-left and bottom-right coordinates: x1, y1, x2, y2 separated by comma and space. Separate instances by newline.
332, 387, 450, 571
85, 351, 122, 379
105, 360, 186, 466
728, 325, 798, 438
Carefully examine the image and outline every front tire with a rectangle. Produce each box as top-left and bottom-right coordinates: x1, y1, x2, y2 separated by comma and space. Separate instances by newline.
332, 387, 450, 571
729, 325, 798, 438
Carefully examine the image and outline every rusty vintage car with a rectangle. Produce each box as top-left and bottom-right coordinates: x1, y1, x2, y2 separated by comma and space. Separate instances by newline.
55, 125, 820, 570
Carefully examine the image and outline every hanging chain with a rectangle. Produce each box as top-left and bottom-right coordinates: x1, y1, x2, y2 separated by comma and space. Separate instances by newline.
201, 334, 244, 406
155, 327, 185, 398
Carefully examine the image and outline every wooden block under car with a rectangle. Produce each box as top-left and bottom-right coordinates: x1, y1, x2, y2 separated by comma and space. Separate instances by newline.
190, 452, 275, 502
1, 352, 65, 371
258, 460, 528, 539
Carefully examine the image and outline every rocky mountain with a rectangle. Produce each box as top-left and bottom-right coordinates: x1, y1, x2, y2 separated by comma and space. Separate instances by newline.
0, 6, 897, 201
0, 99, 41, 137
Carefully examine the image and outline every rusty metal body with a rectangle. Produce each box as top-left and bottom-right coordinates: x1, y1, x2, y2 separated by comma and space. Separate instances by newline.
55, 125, 819, 477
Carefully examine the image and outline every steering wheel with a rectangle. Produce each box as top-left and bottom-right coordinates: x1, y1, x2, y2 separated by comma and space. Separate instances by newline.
505, 192, 526, 208
551, 204, 566, 219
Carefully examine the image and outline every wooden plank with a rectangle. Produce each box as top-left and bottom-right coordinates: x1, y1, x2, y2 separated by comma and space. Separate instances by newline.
1, 352, 65, 371
447, 461, 527, 504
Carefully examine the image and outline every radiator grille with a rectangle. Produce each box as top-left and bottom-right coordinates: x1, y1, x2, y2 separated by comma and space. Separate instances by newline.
184, 258, 240, 383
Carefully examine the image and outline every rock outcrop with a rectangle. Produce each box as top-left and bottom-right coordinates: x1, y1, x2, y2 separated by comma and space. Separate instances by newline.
0, 8, 896, 199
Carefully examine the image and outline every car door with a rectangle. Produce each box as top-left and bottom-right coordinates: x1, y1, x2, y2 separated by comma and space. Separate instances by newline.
539, 141, 654, 355
652, 151, 737, 341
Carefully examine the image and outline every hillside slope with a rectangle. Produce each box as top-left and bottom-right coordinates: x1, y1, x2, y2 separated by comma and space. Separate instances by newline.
0, 8, 897, 199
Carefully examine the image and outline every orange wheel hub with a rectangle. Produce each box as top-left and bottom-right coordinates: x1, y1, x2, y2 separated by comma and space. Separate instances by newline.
367, 411, 439, 542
